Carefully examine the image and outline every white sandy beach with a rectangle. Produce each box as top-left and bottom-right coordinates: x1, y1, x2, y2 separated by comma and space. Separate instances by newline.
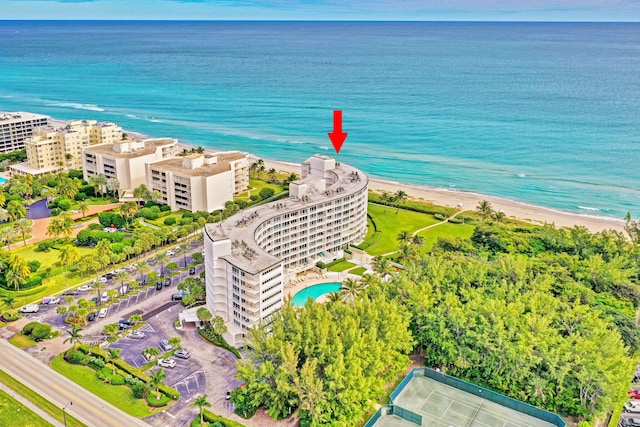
259, 157, 625, 234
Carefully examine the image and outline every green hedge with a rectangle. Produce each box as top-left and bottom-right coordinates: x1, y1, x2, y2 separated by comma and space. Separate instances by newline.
368, 193, 456, 216
198, 327, 241, 358
147, 394, 171, 407
192, 409, 247, 427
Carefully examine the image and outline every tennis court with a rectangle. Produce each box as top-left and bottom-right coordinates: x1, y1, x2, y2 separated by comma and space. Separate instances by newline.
392, 376, 557, 427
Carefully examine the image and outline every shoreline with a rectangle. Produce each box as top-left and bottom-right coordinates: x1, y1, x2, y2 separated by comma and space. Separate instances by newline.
257, 156, 625, 234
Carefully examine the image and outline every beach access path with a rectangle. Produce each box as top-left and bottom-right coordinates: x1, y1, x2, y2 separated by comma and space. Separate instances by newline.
260, 158, 625, 234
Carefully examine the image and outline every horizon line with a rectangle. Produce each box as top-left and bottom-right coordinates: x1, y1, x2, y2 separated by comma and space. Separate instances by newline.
1, 19, 639, 23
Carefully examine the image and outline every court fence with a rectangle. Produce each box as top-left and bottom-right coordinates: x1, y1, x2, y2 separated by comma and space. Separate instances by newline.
364, 368, 566, 427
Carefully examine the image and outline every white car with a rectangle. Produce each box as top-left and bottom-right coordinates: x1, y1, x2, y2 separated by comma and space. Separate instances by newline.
77, 285, 92, 292
98, 308, 108, 318
166, 250, 175, 256
158, 358, 176, 368
96, 277, 108, 283
20, 304, 39, 314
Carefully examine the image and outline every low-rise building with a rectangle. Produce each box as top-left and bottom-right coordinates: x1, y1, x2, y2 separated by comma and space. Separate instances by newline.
147, 151, 248, 212
203, 154, 368, 346
0, 111, 50, 154
82, 138, 178, 192
10, 119, 122, 176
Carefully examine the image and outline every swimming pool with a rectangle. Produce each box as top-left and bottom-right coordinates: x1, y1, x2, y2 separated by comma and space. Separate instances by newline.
292, 282, 342, 307
0, 176, 6, 184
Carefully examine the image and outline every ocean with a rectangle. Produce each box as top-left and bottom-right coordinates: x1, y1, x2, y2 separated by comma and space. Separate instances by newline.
1, 21, 639, 219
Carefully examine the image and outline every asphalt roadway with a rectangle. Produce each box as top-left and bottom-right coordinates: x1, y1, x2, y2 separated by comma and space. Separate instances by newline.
0, 339, 151, 427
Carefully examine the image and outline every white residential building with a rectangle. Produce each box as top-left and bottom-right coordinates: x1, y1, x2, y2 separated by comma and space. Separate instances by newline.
203, 154, 368, 346
147, 151, 249, 212
0, 112, 50, 153
82, 138, 178, 193
10, 119, 122, 176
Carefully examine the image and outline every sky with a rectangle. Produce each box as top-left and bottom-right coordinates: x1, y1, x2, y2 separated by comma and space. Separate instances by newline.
2, 0, 640, 21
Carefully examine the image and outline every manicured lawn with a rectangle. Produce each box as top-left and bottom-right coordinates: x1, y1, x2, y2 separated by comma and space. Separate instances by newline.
364, 204, 439, 255
417, 222, 476, 252
50, 354, 163, 417
12, 242, 94, 271
349, 266, 367, 276
0, 369, 86, 427
9, 333, 38, 348
0, 388, 53, 427
145, 211, 184, 227
247, 179, 284, 196
327, 260, 356, 272
191, 408, 247, 427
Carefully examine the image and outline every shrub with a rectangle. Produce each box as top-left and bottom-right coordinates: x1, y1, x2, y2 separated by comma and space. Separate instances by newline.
259, 188, 275, 199
132, 383, 150, 399
66, 349, 88, 365
37, 240, 55, 252
50, 208, 61, 216
23, 275, 43, 289
1, 312, 21, 322
98, 212, 126, 228
249, 195, 260, 202
74, 192, 88, 201
235, 200, 249, 209
110, 374, 125, 386
448, 217, 464, 224
27, 260, 41, 273
181, 211, 193, 218
68, 169, 83, 179
163, 217, 176, 226
56, 199, 72, 211
180, 216, 193, 226
81, 185, 96, 197
31, 323, 52, 340
147, 394, 171, 407
160, 204, 171, 212
22, 321, 39, 335
89, 357, 106, 369
316, 261, 326, 269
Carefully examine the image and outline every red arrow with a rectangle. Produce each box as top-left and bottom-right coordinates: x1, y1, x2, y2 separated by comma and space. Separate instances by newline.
328, 110, 347, 154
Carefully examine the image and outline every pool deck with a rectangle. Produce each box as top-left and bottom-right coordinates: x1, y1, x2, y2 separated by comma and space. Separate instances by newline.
284, 271, 360, 303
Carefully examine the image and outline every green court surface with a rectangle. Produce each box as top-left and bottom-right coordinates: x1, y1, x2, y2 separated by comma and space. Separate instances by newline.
382, 376, 556, 427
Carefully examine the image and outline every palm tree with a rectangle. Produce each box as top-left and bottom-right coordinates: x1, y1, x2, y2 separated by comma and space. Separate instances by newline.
397, 243, 418, 264
149, 368, 168, 399
2, 295, 16, 310
106, 348, 122, 374
78, 201, 89, 218
476, 200, 494, 226
7, 255, 30, 291
64, 326, 83, 348
133, 184, 150, 205
90, 174, 108, 198
493, 210, 506, 224
190, 394, 211, 425
143, 346, 160, 361
339, 278, 363, 303
411, 234, 425, 247
326, 292, 341, 303
155, 252, 170, 276
58, 245, 81, 287
379, 191, 392, 211
196, 306, 212, 328
92, 282, 106, 306
0, 226, 18, 250
168, 336, 182, 349
6, 200, 26, 221
178, 242, 189, 267
267, 168, 277, 183
14, 218, 32, 246
397, 230, 411, 245
115, 270, 130, 290
134, 260, 151, 285
151, 190, 163, 205
106, 178, 121, 199
47, 213, 75, 241
372, 256, 394, 278
393, 190, 408, 213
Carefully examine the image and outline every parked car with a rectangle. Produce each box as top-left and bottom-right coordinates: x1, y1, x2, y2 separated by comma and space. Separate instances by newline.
87, 311, 97, 322
155, 282, 163, 291
626, 401, 640, 413
98, 308, 108, 318
101, 292, 109, 303
129, 331, 145, 339
174, 349, 190, 359
164, 278, 171, 287
171, 294, 183, 301
20, 304, 39, 314
166, 250, 175, 256
91, 297, 99, 306
630, 390, 640, 399
96, 277, 108, 283
188, 267, 196, 275
621, 418, 640, 427
42, 296, 60, 305
225, 391, 231, 401
158, 358, 176, 368
119, 285, 129, 296
104, 272, 114, 280
159, 339, 173, 352
77, 285, 92, 292
118, 320, 133, 330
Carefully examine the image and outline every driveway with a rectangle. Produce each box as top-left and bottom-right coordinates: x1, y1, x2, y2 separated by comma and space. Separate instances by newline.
26, 199, 50, 219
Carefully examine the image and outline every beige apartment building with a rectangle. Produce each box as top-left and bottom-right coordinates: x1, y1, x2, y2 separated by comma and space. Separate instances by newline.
82, 138, 178, 192
10, 119, 122, 176
0, 112, 50, 153
147, 151, 249, 212
203, 154, 368, 346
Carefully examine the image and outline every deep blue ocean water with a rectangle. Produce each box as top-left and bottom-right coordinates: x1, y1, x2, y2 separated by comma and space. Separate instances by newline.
1, 21, 639, 219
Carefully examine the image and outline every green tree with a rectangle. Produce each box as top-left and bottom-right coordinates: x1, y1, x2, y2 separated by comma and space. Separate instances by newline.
64, 326, 83, 348
168, 336, 182, 349
476, 200, 494, 225
393, 190, 408, 213
58, 245, 81, 286
149, 368, 168, 399
14, 218, 32, 246
6, 200, 26, 221
196, 306, 213, 328
143, 346, 160, 361
190, 394, 211, 425
6, 255, 30, 291
2, 295, 16, 310
103, 323, 120, 337
78, 201, 89, 218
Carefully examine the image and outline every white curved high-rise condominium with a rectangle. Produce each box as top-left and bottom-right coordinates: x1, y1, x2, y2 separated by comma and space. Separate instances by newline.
204, 154, 368, 346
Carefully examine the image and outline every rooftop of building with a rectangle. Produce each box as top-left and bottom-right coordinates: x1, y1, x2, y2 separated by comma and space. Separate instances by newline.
0, 112, 50, 123
82, 138, 177, 158
368, 368, 563, 427
204, 154, 368, 275
149, 151, 247, 177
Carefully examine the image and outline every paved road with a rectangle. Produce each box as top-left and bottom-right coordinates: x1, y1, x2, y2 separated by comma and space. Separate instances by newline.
0, 339, 151, 427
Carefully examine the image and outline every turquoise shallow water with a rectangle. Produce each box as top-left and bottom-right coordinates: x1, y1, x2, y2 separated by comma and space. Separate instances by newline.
292, 282, 342, 307
1, 21, 639, 219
